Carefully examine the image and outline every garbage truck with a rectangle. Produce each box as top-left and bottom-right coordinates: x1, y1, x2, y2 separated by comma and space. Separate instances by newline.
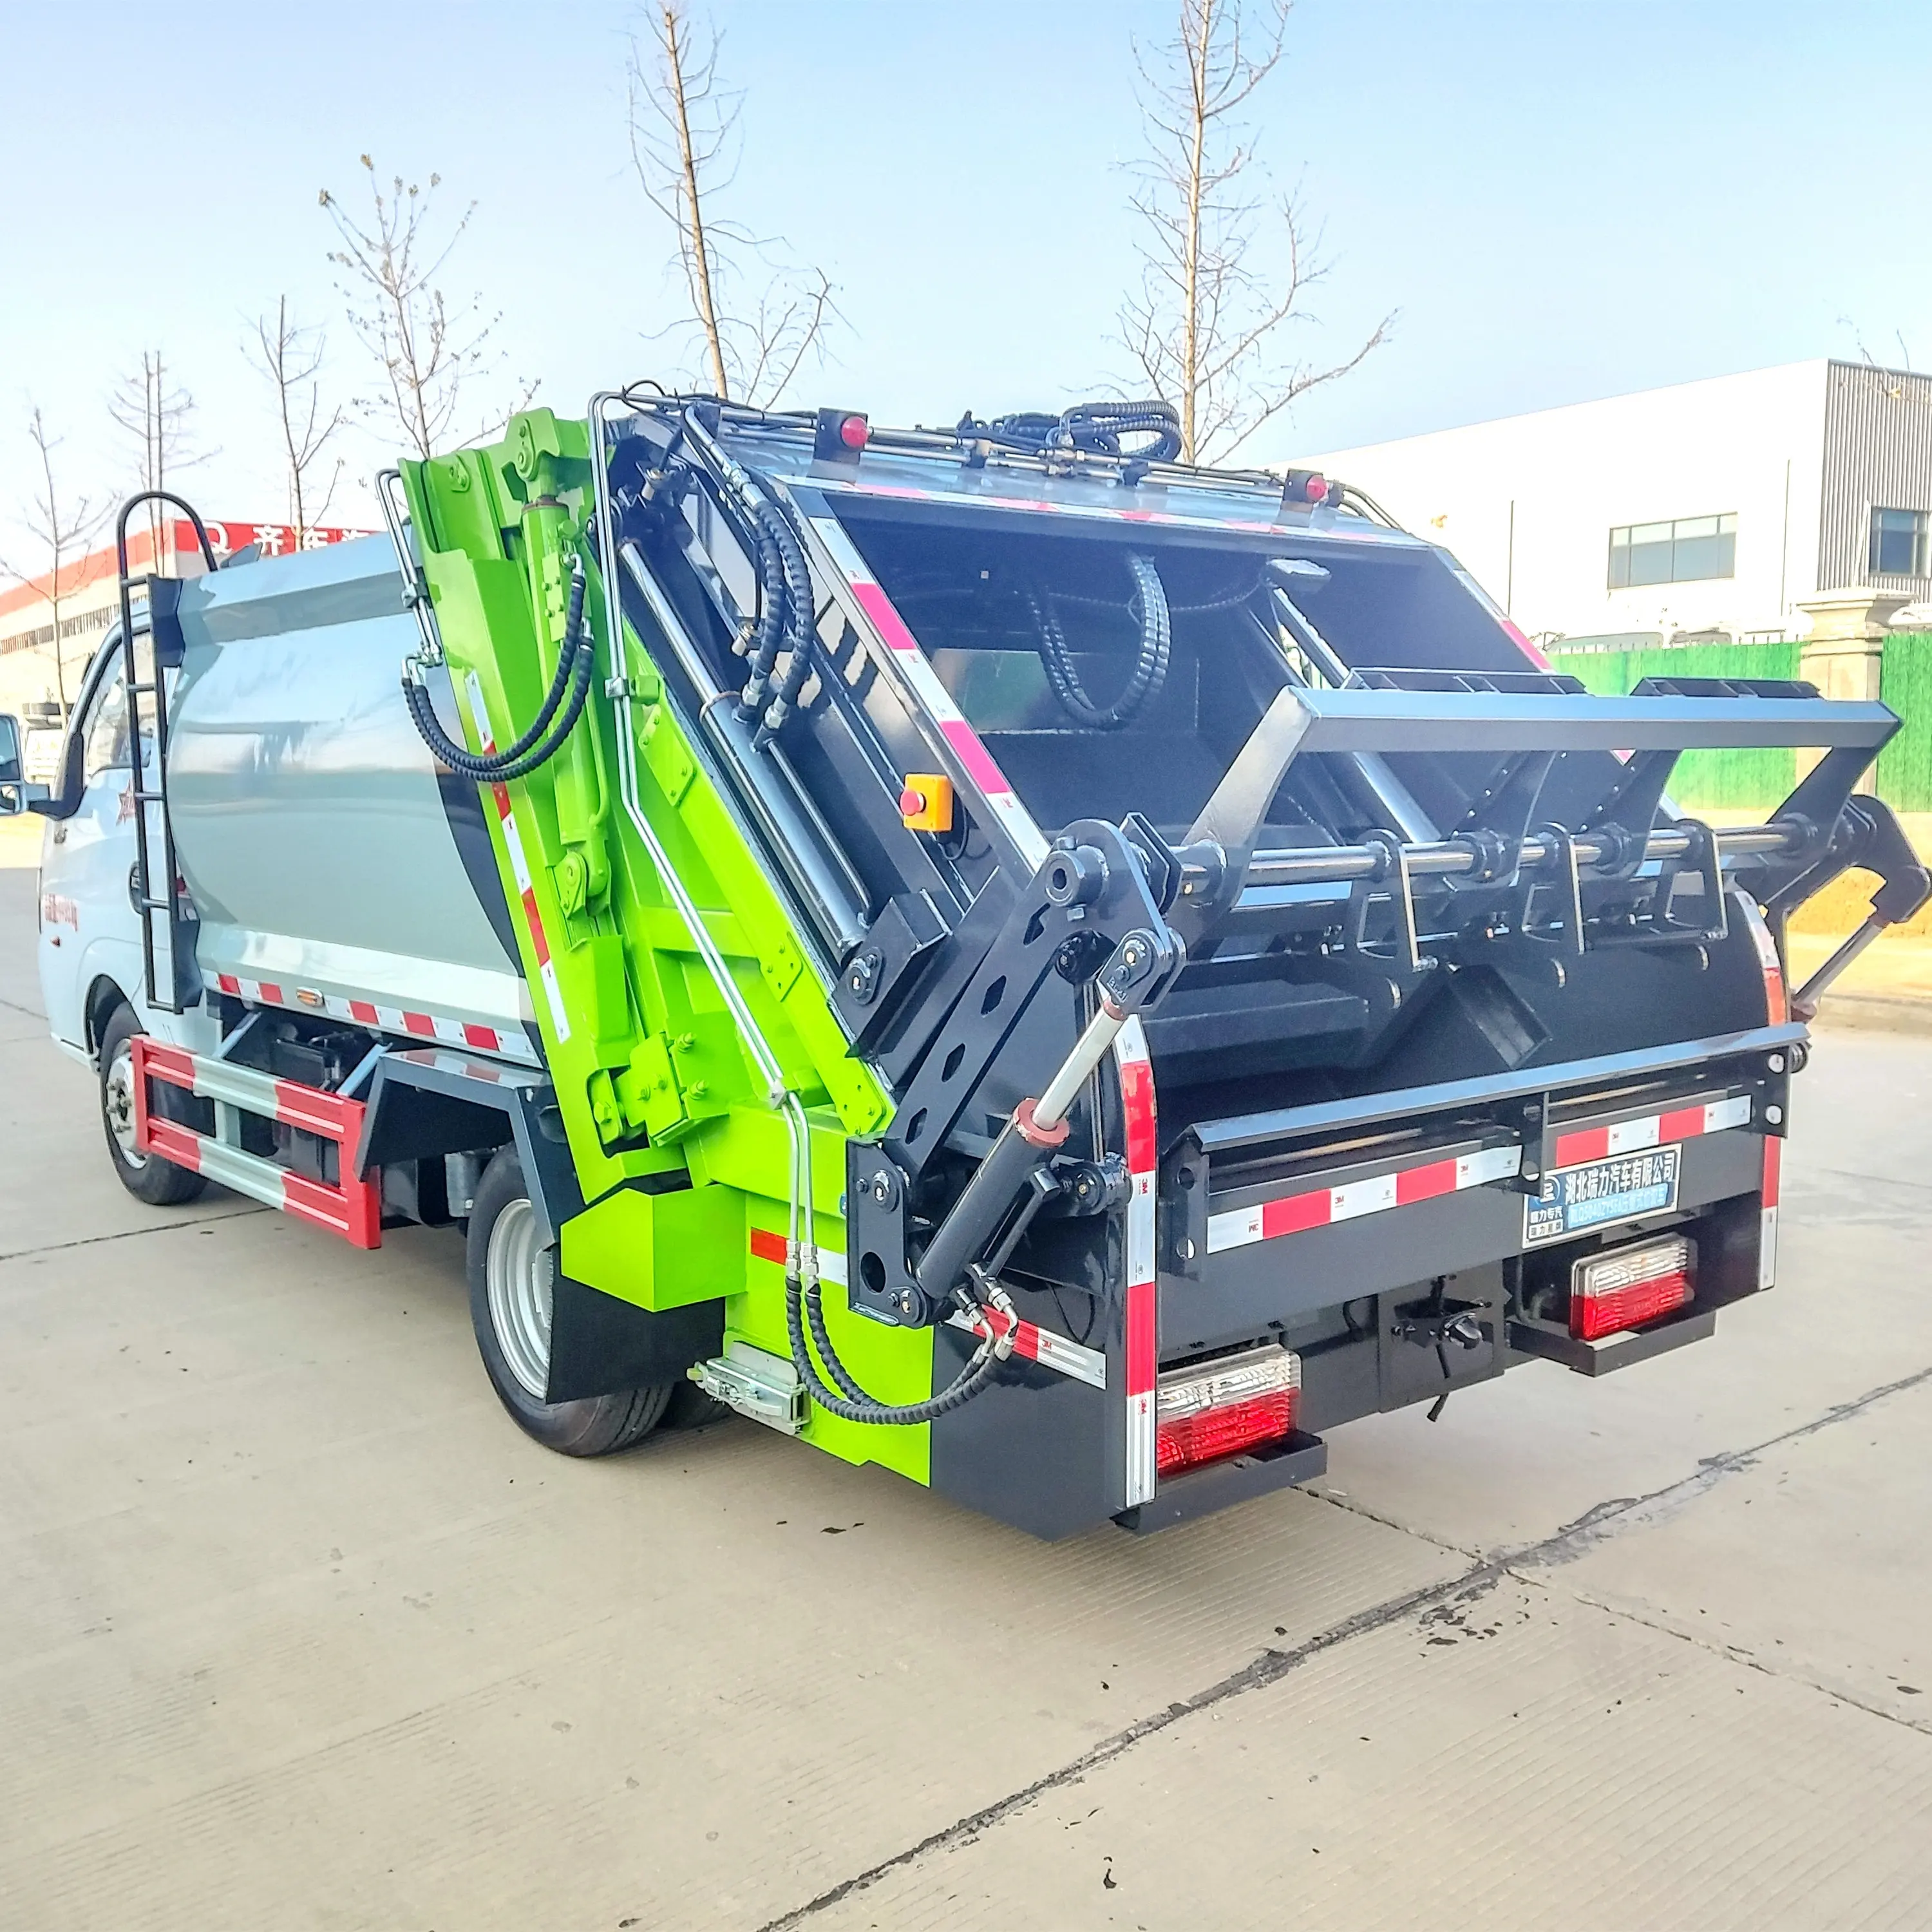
12, 393, 1927, 1538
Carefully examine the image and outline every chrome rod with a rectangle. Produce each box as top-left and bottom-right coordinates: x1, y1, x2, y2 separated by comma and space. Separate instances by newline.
1240, 819, 1806, 898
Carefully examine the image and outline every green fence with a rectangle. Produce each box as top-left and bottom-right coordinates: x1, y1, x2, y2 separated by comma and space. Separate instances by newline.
1878, 632, 1932, 812
1548, 639, 1804, 811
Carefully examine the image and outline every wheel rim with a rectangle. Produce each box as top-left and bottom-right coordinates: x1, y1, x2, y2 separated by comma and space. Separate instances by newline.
104, 1040, 147, 1168
486, 1196, 553, 1401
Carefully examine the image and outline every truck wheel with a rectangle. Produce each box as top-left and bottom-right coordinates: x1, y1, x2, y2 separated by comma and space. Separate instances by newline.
98, 1003, 207, 1207
466, 1148, 674, 1456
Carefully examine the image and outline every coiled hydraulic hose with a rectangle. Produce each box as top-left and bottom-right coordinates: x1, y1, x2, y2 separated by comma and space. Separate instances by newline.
1028, 550, 1171, 730
402, 557, 597, 781
742, 473, 815, 728
784, 1269, 1009, 1425
959, 399, 1184, 464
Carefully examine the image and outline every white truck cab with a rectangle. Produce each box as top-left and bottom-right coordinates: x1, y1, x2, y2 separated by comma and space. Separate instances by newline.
16, 636, 218, 1200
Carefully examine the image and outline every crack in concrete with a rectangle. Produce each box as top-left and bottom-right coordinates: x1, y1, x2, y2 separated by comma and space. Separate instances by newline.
758, 1359, 1932, 1930
1551, 1580, 1932, 1739
1502, 1361, 1932, 1569
0, 1205, 268, 1269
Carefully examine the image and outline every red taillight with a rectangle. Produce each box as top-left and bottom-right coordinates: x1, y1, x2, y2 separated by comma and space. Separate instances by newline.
1155, 1345, 1300, 1477
838, 412, 869, 450
1303, 472, 1327, 500
1570, 1234, 1694, 1340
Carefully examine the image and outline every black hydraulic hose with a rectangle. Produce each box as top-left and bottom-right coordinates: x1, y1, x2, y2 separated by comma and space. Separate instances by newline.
784, 1271, 1007, 1425
402, 558, 597, 781
741, 474, 813, 724
960, 399, 1184, 464
1029, 550, 1171, 730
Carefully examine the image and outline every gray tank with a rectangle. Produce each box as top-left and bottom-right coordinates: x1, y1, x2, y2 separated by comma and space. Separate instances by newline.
166, 536, 530, 1041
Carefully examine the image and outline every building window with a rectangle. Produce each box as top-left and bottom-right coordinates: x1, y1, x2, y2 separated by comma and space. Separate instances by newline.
1868, 507, 1930, 578
1608, 513, 1737, 589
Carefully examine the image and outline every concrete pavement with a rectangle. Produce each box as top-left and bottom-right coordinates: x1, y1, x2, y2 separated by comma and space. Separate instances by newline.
1, 859, 1928, 1931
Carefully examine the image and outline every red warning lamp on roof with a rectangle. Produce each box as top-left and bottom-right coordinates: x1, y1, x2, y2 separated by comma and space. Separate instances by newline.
813, 408, 870, 465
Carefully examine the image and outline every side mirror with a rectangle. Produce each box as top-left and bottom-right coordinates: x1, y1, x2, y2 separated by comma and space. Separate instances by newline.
0, 780, 52, 817
0, 713, 22, 787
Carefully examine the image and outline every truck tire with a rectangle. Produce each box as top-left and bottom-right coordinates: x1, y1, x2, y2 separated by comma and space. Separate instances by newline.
98, 1003, 207, 1208
466, 1147, 675, 1456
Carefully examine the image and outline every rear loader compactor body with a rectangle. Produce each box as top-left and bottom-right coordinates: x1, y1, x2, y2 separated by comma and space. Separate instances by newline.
28, 399, 1928, 1538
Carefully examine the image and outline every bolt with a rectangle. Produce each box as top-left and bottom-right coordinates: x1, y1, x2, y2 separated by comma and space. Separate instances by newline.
1179, 1237, 1195, 1260
1768, 1054, 1785, 1074
1765, 1104, 1783, 1124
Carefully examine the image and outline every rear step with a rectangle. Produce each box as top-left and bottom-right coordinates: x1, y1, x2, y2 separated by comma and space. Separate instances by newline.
132, 1037, 381, 1248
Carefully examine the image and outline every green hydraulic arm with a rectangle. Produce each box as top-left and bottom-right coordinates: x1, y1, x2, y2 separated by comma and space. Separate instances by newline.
399, 409, 934, 1480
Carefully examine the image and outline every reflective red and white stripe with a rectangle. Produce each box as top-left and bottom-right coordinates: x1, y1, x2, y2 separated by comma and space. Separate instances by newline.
1115, 1016, 1160, 1507
1759, 1134, 1781, 1291
744, 1228, 1108, 1391
211, 972, 537, 1065
133, 1037, 381, 1249
1550, 1094, 1752, 1169
810, 517, 1051, 869
1207, 1142, 1523, 1256
462, 670, 573, 1044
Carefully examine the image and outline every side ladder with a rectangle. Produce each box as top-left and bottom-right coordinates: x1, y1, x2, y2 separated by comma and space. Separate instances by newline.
115, 492, 218, 1014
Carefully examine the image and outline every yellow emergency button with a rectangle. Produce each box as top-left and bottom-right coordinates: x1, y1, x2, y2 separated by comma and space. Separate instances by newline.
899, 773, 954, 831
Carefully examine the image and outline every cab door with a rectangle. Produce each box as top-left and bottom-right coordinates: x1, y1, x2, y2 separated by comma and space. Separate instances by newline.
37, 636, 153, 1055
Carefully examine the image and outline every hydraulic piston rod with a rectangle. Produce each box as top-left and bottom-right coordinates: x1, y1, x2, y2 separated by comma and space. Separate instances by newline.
1239, 817, 1807, 900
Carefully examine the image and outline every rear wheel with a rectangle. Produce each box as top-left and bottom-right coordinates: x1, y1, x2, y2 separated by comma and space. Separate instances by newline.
98, 1003, 206, 1207
465, 1147, 674, 1456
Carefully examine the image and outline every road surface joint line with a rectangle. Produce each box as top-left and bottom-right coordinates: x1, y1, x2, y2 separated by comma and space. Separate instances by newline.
1502, 1360, 1932, 1569
1546, 1578, 1932, 1739
757, 1357, 1932, 1930
0, 1205, 271, 1266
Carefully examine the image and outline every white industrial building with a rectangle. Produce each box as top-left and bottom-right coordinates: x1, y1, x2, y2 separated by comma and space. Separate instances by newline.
1299, 359, 1932, 648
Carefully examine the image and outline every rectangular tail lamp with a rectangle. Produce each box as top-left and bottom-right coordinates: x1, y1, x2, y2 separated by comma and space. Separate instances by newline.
1155, 1344, 1301, 1478
1570, 1233, 1694, 1341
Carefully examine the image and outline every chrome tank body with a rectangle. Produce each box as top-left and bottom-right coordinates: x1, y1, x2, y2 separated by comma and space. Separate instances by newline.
166, 536, 531, 1040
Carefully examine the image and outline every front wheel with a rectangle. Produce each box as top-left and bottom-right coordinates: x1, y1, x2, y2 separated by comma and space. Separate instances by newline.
465, 1147, 674, 1456
98, 1003, 206, 1207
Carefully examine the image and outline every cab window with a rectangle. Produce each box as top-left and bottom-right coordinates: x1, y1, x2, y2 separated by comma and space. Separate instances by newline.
79, 639, 156, 782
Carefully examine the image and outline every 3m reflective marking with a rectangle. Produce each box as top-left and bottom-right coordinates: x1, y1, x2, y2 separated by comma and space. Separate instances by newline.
1114, 1016, 1159, 1507
464, 670, 572, 1044
1551, 1093, 1752, 1170
810, 515, 1051, 869
133, 1036, 381, 1248
1206, 1143, 1522, 1256
211, 972, 536, 1066
1760, 1135, 1783, 1291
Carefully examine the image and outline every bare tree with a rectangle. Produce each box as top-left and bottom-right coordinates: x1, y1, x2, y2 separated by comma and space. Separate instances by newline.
320, 156, 507, 460
627, 2, 834, 406
0, 408, 109, 716
1120, 0, 1394, 465
247, 296, 347, 538
108, 351, 205, 560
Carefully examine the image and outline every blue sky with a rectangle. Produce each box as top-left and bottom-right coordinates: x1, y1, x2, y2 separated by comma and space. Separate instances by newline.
4, 0, 1929, 547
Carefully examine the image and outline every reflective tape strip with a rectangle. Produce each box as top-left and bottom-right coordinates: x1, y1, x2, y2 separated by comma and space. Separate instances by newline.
133, 1037, 381, 1248
463, 670, 573, 1044
212, 971, 537, 1066
1207, 1144, 1523, 1255
1552, 1093, 1753, 1170
1759, 1136, 1782, 1291
1114, 1017, 1159, 1508
810, 516, 1050, 867
942, 1307, 1108, 1390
